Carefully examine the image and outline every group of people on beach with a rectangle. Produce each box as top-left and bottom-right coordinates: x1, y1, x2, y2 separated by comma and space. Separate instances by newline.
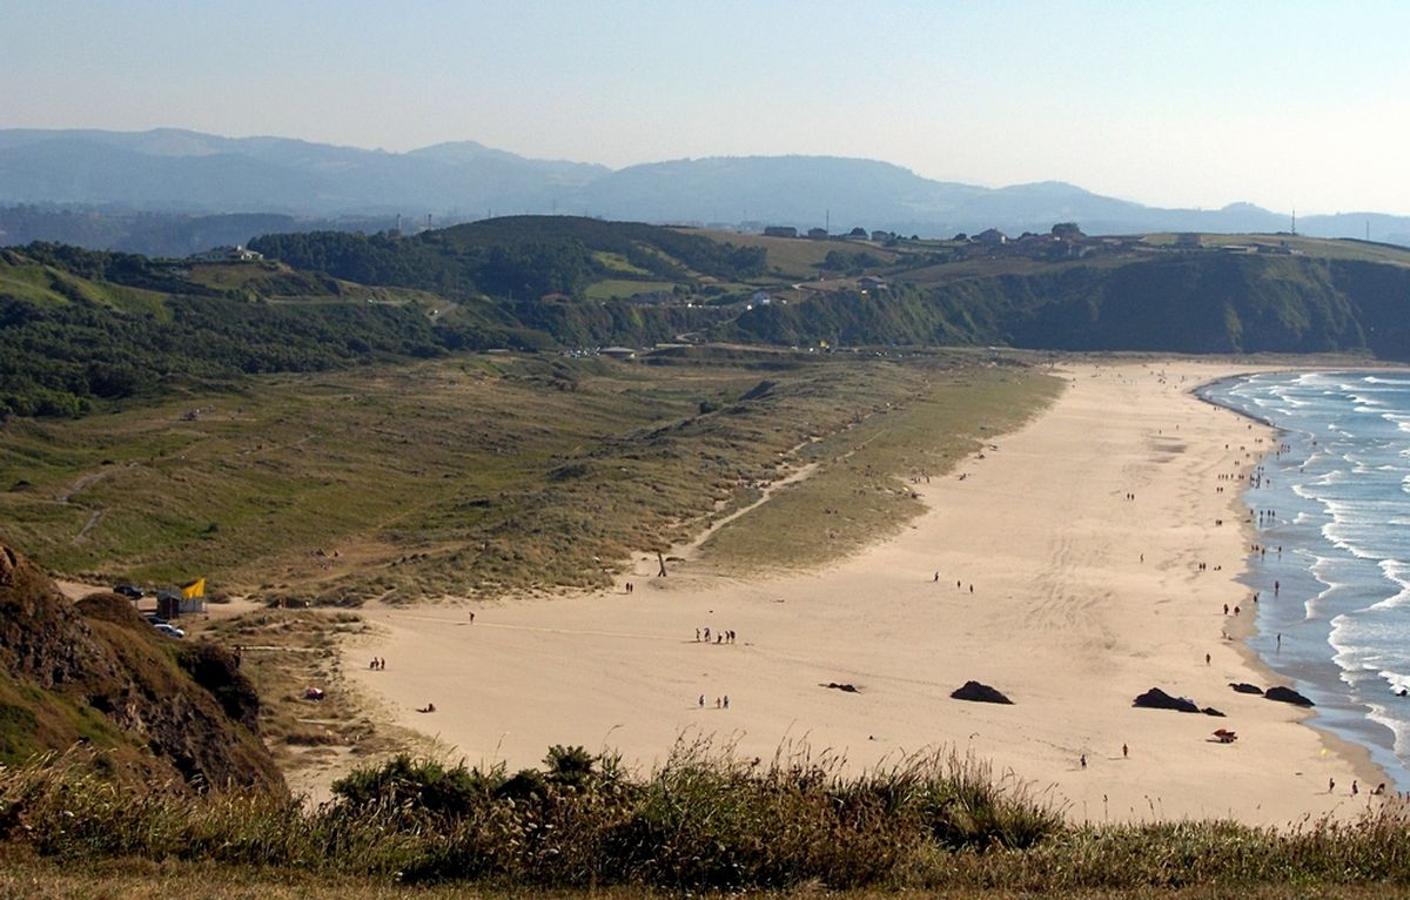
1329, 777, 1389, 798
696, 627, 736, 644
1078, 744, 1131, 770
931, 571, 975, 593
698, 694, 730, 709
368, 657, 387, 670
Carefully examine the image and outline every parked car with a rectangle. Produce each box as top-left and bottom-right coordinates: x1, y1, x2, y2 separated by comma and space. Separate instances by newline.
152, 622, 185, 639
114, 583, 143, 599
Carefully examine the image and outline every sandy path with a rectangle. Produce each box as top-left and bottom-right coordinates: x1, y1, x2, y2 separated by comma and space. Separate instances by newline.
347, 361, 1388, 825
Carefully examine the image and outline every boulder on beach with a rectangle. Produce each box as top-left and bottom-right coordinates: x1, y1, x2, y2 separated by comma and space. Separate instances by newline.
950, 680, 1013, 704
1202, 706, 1226, 717
1133, 687, 1201, 713
822, 682, 860, 693
1229, 682, 1264, 695
1264, 686, 1315, 707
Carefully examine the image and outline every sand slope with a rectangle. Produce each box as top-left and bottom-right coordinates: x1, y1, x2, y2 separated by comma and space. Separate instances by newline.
347, 361, 1387, 824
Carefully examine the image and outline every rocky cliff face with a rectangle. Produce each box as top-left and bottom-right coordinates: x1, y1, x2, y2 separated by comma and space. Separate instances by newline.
0, 543, 282, 792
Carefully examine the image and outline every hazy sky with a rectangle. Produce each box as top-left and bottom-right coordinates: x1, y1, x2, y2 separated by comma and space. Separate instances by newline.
7, 1, 1409, 214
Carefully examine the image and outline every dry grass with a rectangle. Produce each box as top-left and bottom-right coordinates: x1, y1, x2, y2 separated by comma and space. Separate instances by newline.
4, 743, 1410, 895
0, 350, 1049, 605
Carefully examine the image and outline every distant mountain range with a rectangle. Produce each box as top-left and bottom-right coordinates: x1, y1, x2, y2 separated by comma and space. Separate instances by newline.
2, 127, 1408, 247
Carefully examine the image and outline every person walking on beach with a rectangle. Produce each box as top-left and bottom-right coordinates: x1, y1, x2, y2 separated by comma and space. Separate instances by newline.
1122, 743, 1129, 759
1080, 754, 1087, 769
1329, 777, 1336, 793
934, 571, 940, 582
698, 694, 704, 708
723, 695, 730, 709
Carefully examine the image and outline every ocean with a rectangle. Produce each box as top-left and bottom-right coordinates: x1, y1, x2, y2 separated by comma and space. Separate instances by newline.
1204, 371, 1410, 788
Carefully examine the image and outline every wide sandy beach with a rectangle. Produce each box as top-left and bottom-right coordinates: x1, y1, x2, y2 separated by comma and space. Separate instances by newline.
346, 360, 1388, 825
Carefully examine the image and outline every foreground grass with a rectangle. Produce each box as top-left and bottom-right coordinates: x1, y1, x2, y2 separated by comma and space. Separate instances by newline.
3, 745, 1410, 895
0, 348, 1044, 604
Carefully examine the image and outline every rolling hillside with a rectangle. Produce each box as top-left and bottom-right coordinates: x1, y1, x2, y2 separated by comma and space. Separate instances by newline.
5, 219, 1410, 422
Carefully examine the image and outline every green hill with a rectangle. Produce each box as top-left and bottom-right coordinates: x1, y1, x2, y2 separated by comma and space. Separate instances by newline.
248, 215, 768, 300
0, 541, 281, 789
723, 252, 1410, 359
6, 223, 1410, 422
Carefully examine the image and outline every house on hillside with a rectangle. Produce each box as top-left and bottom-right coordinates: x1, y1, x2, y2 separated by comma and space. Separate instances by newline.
807, 228, 829, 239
974, 229, 1008, 245
871, 230, 894, 242
763, 225, 798, 238
189, 245, 263, 263
750, 291, 773, 306
858, 275, 889, 291
599, 346, 638, 360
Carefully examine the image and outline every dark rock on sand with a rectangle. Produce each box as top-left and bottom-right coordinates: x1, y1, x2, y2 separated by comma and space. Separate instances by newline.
1264, 686, 1315, 707
950, 680, 1013, 704
1202, 706, 1227, 717
1133, 687, 1200, 713
1229, 682, 1264, 695
822, 682, 860, 693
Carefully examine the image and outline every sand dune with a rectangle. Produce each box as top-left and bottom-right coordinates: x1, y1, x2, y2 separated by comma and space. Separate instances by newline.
346, 361, 1387, 825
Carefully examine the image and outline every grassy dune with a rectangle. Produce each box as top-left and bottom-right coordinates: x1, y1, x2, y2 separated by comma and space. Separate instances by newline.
0, 349, 1046, 604
702, 364, 1062, 571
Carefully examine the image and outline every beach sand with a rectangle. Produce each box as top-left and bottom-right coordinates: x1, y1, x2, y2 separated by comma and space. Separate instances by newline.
345, 360, 1388, 824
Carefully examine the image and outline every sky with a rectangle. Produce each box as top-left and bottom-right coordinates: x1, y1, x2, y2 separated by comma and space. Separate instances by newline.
6, 0, 1410, 215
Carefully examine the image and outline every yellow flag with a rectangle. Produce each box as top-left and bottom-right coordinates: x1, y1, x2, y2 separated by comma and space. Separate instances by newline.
180, 578, 206, 600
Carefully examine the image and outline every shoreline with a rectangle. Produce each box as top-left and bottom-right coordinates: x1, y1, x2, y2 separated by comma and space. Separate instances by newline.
342, 360, 1394, 825
1193, 373, 1390, 795
1199, 371, 1408, 793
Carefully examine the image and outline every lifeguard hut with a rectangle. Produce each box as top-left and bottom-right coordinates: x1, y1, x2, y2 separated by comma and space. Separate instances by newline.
157, 577, 207, 618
